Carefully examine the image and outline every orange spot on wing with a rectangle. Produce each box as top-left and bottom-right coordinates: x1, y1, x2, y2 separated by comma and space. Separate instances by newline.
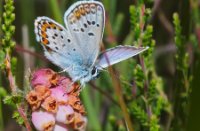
41, 32, 47, 38
74, 9, 81, 19
42, 38, 49, 45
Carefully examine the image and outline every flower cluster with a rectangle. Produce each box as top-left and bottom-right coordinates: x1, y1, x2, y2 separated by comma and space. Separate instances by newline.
26, 68, 87, 131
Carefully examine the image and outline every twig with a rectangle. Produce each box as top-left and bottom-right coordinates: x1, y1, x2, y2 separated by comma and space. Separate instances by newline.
15, 44, 48, 62
108, 66, 134, 131
17, 105, 32, 131
5, 53, 32, 131
5, 54, 17, 92
105, 13, 117, 43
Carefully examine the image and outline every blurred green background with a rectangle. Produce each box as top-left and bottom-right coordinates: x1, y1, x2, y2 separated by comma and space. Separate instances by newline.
0, 0, 200, 131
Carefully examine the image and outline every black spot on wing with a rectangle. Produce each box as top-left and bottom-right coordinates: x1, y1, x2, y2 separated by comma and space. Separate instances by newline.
88, 32, 94, 36
87, 21, 91, 25
92, 21, 95, 25
81, 28, 84, 32
54, 33, 58, 37
84, 23, 87, 28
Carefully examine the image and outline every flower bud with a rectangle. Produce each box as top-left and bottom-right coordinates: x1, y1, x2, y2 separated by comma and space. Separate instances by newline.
32, 110, 55, 131
58, 77, 80, 94
56, 105, 75, 124
35, 85, 51, 100
73, 112, 87, 131
68, 95, 85, 114
50, 86, 68, 104
41, 96, 58, 113
54, 123, 69, 131
31, 68, 59, 88
26, 90, 41, 111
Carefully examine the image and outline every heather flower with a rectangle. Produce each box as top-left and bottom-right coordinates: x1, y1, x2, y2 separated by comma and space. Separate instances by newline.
68, 95, 85, 114
32, 110, 55, 131
73, 112, 87, 130
56, 105, 75, 124
54, 124, 69, 131
50, 86, 68, 104
31, 68, 59, 88
26, 90, 42, 111
35, 85, 51, 100
58, 77, 80, 94
26, 68, 87, 130
41, 96, 58, 113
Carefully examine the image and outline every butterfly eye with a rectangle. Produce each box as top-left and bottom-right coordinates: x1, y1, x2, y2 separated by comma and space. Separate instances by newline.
91, 67, 97, 75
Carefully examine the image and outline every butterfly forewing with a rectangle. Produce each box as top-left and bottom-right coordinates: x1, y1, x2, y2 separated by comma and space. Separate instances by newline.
34, 17, 84, 71
96, 46, 149, 68
64, 1, 105, 67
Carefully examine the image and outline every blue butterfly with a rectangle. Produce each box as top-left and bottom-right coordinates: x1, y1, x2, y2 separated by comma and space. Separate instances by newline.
34, 1, 148, 86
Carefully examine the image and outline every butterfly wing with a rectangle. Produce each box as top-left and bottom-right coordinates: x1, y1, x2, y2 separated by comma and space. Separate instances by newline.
34, 17, 84, 74
64, 1, 105, 67
96, 46, 149, 69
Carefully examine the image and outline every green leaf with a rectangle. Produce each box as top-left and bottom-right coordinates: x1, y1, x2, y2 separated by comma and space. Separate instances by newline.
12, 111, 24, 125
0, 50, 5, 66
3, 95, 23, 106
0, 87, 7, 97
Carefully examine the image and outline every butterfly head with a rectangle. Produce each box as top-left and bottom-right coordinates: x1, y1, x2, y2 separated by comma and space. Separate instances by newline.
90, 66, 100, 80
79, 66, 100, 86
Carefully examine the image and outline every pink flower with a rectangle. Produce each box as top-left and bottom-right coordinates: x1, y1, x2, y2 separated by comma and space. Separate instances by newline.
56, 105, 75, 124
41, 96, 58, 113
32, 110, 55, 131
73, 112, 87, 130
50, 86, 68, 104
26, 90, 42, 111
68, 95, 86, 115
28, 68, 87, 130
35, 85, 51, 100
58, 77, 80, 94
31, 68, 59, 88
54, 123, 69, 131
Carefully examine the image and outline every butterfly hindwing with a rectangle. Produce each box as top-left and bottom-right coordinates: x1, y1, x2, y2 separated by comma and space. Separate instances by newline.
64, 1, 105, 67
96, 46, 149, 69
34, 17, 84, 71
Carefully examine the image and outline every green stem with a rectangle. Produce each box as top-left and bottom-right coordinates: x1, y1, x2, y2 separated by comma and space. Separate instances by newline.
108, 67, 134, 131
49, 0, 63, 24
81, 87, 101, 131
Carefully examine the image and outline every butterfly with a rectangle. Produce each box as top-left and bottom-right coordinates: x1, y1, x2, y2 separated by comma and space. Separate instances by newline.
34, 1, 148, 86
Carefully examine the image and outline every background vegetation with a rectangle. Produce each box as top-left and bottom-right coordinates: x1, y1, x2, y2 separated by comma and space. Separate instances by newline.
0, 0, 200, 131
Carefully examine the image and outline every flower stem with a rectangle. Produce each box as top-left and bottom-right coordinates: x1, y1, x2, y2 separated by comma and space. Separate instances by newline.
108, 66, 134, 131
81, 87, 101, 130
